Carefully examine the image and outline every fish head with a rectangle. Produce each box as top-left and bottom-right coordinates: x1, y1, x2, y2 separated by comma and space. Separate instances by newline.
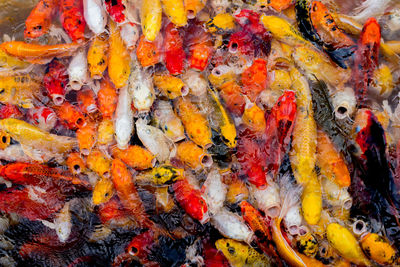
93, 177, 114, 205
126, 231, 154, 258
215, 239, 245, 264
234, 9, 259, 27
228, 31, 253, 55
208, 65, 235, 88
361, 17, 381, 46
28, 107, 57, 132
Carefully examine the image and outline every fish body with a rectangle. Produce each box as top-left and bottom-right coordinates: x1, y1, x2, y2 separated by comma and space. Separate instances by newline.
43, 59, 68, 105
360, 232, 398, 265
352, 17, 381, 107
175, 97, 212, 148
241, 58, 268, 102
153, 100, 185, 142
207, 86, 237, 148
98, 119, 114, 145
24, 0, 57, 39
111, 158, 154, 228
129, 59, 155, 112
27, 106, 57, 132
206, 13, 235, 34
164, 23, 185, 75
84, 0, 107, 34
326, 223, 371, 265
316, 130, 350, 187
140, 0, 162, 41
0, 118, 77, 154
109, 21, 131, 88
114, 85, 133, 149
0, 41, 82, 64
215, 238, 272, 267
87, 149, 111, 178
202, 169, 226, 216
153, 73, 187, 99
250, 183, 280, 218
289, 68, 321, 225
67, 48, 90, 90
60, 0, 86, 41
87, 34, 109, 79
136, 118, 171, 163
112, 145, 154, 170
0, 73, 41, 108
219, 81, 246, 116
212, 208, 253, 243
135, 164, 184, 185
161, 0, 187, 27
172, 178, 209, 223
76, 123, 97, 155
120, 22, 140, 50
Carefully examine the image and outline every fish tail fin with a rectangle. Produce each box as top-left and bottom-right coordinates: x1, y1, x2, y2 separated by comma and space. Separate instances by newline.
278, 172, 302, 219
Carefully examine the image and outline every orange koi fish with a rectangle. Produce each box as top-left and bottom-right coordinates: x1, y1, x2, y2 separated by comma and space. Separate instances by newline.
66, 152, 86, 175
111, 145, 155, 170
241, 58, 268, 102
0, 41, 82, 64
76, 123, 97, 156
24, 0, 57, 39
136, 35, 162, 67
219, 81, 246, 116
77, 88, 98, 115
54, 102, 86, 130
97, 78, 117, 119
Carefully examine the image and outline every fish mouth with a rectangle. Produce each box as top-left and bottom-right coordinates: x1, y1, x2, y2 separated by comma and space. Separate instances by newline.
52, 95, 65, 106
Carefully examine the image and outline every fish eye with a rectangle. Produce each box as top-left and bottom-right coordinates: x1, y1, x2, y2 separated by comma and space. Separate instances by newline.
228, 247, 235, 255
0, 88, 5, 94
105, 193, 109, 197
129, 246, 138, 255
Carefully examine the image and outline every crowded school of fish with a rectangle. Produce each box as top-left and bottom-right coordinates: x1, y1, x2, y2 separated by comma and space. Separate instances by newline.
0, 0, 399, 266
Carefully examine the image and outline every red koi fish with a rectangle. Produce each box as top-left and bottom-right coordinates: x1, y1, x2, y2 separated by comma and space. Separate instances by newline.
0, 104, 22, 119
228, 30, 254, 55
43, 59, 68, 106
164, 23, 186, 75
0, 186, 64, 221
112, 230, 158, 267
237, 127, 267, 188
24, 0, 57, 39
241, 58, 268, 102
97, 196, 130, 225
264, 90, 297, 179
186, 23, 213, 71
60, 0, 86, 41
0, 162, 92, 193
240, 201, 281, 262
104, 0, 126, 24
353, 17, 381, 107
234, 9, 271, 56
172, 178, 209, 223
77, 88, 98, 115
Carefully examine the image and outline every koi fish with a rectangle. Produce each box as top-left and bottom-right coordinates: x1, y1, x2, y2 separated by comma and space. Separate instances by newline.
66, 152, 86, 175
215, 238, 272, 267
352, 17, 381, 107
0, 73, 41, 108
68, 48, 89, 90
77, 88, 98, 115
226, 173, 249, 205
250, 183, 280, 218
153, 100, 185, 142
186, 23, 213, 71
289, 68, 321, 225
206, 13, 236, 34
104, 0, 126, 24
76, 123, 97, 155
112, 230, 156, 267
27, 106, 57, 132
316, 130, 350, 187
114, 85, 133, 149
97, 79, 117, 118
0, 186, 65, 221
164, 23, 185, 75
242, 104, 266, 133
111, 158, 154, 228
172, 178, 209, 223
202, 169, 226, 216
184, 0, 205, 19
54, 102, 86, 130
326, 223, 371, 265
111, 145, 155, 170
24, 0, 57, 39
182, 70, 208, 97
60, 0, 86, 41
98, 118, 114, 145
87, 149, 111, 178
359, 232, 399, 265
0, 41, 82, 64
109, 20, 131, 88
241, 58, 268, 102
175, 97, 212, 148
136, 35, 162, 67
161, 0, 187, 27
219, 81, 246, 116
43, 59, 68, 105
153, 73, 187, 99
120, 22, 140, 50
176, 141, 213, 169
140, 0, 162, 42
0, 162, 91, 192
135, 164, 184, 186
87, 34, 109, 79
0, 118, 77, 154
84, 0, 107, 34
93, 176, 114, 205
212, 208, 253, 244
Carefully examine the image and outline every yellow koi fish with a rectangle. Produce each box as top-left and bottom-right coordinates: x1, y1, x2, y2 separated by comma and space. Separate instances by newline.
0, 73, 40, 108
108, 21, 130, 88
141, 0, 162, 41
